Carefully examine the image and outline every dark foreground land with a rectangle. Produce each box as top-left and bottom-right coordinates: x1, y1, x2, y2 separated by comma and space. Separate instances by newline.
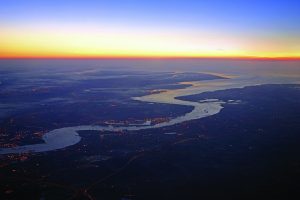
0, 69, 300, 200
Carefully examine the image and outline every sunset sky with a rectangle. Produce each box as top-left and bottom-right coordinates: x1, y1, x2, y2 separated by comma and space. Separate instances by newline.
1, 0, 300, 59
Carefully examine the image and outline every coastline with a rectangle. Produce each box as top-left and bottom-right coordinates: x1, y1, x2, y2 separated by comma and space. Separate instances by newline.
1, 74, 298, 155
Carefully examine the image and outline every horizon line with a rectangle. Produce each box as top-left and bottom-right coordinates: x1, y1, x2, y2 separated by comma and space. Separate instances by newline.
1, 55, 300, 61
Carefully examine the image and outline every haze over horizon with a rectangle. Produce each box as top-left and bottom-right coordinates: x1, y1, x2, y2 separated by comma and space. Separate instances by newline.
1, 0, 300, 59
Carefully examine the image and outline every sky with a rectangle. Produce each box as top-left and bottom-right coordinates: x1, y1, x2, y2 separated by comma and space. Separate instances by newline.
0, 0, 300, 59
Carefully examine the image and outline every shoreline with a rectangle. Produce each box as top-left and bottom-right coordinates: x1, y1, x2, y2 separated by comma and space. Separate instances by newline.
1, 74, 298, 155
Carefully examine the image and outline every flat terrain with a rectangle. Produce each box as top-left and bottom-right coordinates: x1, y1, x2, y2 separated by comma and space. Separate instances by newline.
0, 68, 300, 200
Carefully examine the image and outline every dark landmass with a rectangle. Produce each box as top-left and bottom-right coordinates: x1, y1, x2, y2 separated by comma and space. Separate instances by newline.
0, 67, 300, 200
1, 82, 300, 200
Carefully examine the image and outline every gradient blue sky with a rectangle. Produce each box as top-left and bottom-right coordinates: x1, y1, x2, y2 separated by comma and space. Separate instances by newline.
1, 0, 300, 58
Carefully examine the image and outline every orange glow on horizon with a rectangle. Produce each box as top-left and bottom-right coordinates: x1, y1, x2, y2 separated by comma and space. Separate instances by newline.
1, 25, 299, 60
1, 55, 300, 61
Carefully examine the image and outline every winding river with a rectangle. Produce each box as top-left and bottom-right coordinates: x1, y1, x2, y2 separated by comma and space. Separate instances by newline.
0, 73, 298, 155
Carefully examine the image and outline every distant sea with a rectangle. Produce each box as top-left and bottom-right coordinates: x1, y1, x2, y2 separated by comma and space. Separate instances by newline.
0, 58, 300, 78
